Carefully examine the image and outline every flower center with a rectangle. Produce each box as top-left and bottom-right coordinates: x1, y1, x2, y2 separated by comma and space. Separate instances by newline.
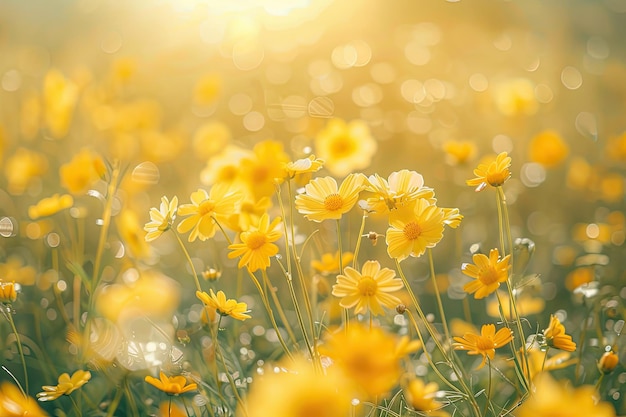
323, 193, 344, 211
486, 169, 509, 187
246, 231, 267, 250
198, 200, 215, 216
476, 337, 495, 351
403, 221, 422, 240
330, 137, 356, 157
479, 267, 499, 285
358, 276, 378, 296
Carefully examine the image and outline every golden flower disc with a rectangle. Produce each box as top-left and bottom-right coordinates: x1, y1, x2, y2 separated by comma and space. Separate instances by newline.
403, 221, 422, 240
323, 193, 344, 211
245, 232, 267, 250
358, 276, 377, 296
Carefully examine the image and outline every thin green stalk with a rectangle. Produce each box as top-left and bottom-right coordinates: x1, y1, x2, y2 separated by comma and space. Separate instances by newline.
337, 219, 350, 332
4, 308, 28, 393
105, 385, 124, 417
483, 359, 492, 417
69, 395, 82, 417
261, 269, 299, 350
428, 248, 451, 343
215, 317, 248, 417
172, 230, 202, 293
352, 212, 368, 269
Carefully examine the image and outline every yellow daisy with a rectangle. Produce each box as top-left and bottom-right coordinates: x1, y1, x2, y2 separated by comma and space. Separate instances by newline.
284, 155, 325, 178
332, 260, 403, 316
314, 118, 377, 177
466, 151, 511, 191
176, 185, 242, 242
240, 140, 290, 200
145, 371, 197, 396
196, 289, 251, 321
227, 213, 282, 272
461, 248, 511, 299
365, 170, 435, 216
28, 194, 74, 220
543, 315, 576, 352
144, 196, 178, 242
386, 199, 445, 261
295, 173, 366, 222
452, 324, 513, 369
0, 281, 18, 303
404, 378, 449, 416
37, 370, 91, 401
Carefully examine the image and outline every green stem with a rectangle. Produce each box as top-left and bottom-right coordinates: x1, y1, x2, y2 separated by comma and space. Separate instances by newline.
172, 229, 202, 293
214, 324, 248, 417
105, 386, 124, 417
483, 358, 492, 417
4, 308, 28, 393
352, 212, 368, 269
69, 395, 82, 417
337, 219, 350, 332
261, 269, 300, 350
428, 248, 450, 343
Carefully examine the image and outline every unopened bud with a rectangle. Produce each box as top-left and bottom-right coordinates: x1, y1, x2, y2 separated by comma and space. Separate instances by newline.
598, 351, 619, 374
396, 304, 407, 314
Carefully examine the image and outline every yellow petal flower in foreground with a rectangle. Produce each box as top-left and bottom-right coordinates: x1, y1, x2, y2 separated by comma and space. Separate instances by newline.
0, 282, 17, 303
28, 194, 74, 220
386, 199, 445, 261
365, 170, 435, 215
320, 324, 415, 397
404, 378, 449, 416
145, 371, 197, 396
37, 370, 91, 401
452, 324, 513, 369
295, 173, 365, 222
461, 248, 511, 299
227, 213, 282, 272
543, 315, 576, 352
466, 151, 511, 191
196, 289, 251, 321
243, 356, 352, 417
314, 118, 377, 177
332, 260, 403, 316
0, 382, 48, 417
144, 196, 178, 242
516, 373, 616, 417
177, 185, 242, 242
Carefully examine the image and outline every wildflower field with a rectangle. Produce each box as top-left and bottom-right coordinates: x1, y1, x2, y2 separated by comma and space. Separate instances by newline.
1, 0, 625, 416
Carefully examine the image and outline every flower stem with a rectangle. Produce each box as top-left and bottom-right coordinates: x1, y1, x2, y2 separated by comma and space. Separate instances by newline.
172, 230, 202, 293
3, 307, 28, 393
428, 248, 451, 343
105, 385, 124, 417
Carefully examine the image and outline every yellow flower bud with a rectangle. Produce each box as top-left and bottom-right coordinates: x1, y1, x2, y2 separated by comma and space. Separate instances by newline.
598, 351, 619, 374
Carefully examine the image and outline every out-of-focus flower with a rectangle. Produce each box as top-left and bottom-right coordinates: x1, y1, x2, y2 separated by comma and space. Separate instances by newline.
0, 282, 17, 303
145, 371, 197, 396
365, 170, 435, 217
442, 140, 477, 165
4, 147, 48, 195
0, 382, 48, 416
386, 199, 445, 261
116, 209, 152, 260
466, 152, 511, 191
193, 73, 221, 106
528, 130, 569, 168
243, 356, 352, 417
453, 324, 513, 369
43, 69, 79, 139
598, 351, 619, 374
492, 78, 538, 116
140, 130, 185, 164
28, 194, 73, 219
144, 196, 178, 242
158, 402, 187, 417
201, 267, 221, 281
461, 248, 511, 299
200, 145, 252, 186
110, 57, 136, 85
565, 267, 595, 291
515, 373, 616, 417
240, 140, 290, 200
543, 315, 576, 352
332, 260, 403, 316
192, 121, 231, 161
566, 157, 593, 191
0, 257, 37, 286
227, 213, 282, 272
311, 251, 354, 275
521, 346, 576, 381
37, 370, 91, 401
177, 185, 242, 242
486, 292, 545, 319
320, 324, 418, 397
196, 289, 251, 321
295, 174, 366, 222
60, 148, 106, 194
599, 173, 624, 203
404, 378, 449, 416
284, 155, 325, 179
225, 195, 272, 233
314, 118, 377, 177
606, 132, 626, 162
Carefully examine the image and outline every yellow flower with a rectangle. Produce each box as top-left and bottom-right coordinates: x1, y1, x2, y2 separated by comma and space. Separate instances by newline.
314, 118, 377, 177
227, 213, 282, 272
442, 140, 476, 165
365, 170, 435, 216
192, 121, 231, 161
0, 382, 48, 417
462, 248, 511, 299
158, 401, 187, 417
332, 260, 403, 316
320, 324, 417, 397
196, 289, 251, 321
404, 378, 449, 416
486, 292, 545, 319
453, 324, 513, 369
598, 351, 619, 374
43, 68, 79, 139
492, 77, 538, 117
200, 145, 252, 186
116, 209, 152, 260
177, 185, 242, 242
311, 251, 354, 275
605, 131, 626, 162
144, 196, 178, 242
385, 199, 445, 261
0, 281, 17, 303
0, 257, 37, 287
521, 347, 576, 381
145, 371, 197, 396
59, 148, 106, 194
466, 152, 511, 191
28, 194, 73, 219
543, 315, 576, 352
4, 147, 48, 195
193, 73, 221, 106
528, 130, 569, 168
442, 207, 463, 228
284, 155, 325, 178
37, 370, 91, 401
295, 173, 365, 222
516, 373, 616, 417
243, 356, 352, 417
224, 195, 272, 233
240, 140, 290, 200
